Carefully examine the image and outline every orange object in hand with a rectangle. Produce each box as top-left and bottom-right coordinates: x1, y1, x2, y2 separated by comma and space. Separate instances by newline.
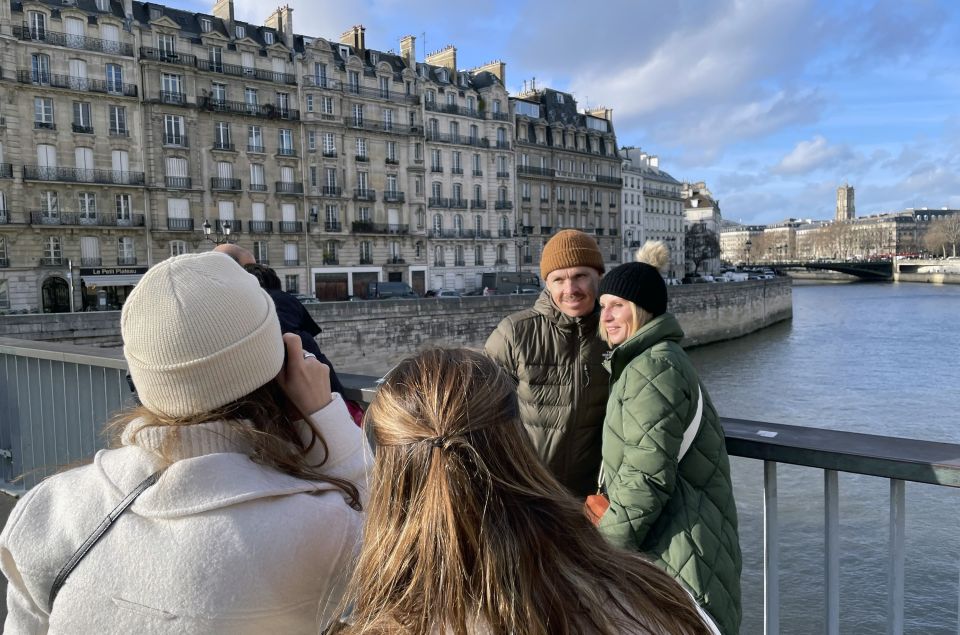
585, 493, 609, 526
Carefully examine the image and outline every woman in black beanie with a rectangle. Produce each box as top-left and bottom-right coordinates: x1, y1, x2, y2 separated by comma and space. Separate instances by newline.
593, 241, 742, 635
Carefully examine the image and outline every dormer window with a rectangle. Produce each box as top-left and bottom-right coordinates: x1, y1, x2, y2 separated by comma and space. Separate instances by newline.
264, 31, 274, 44
438, 69, 448, 83
338, 45, 349, 59
370, 52, 378, 64
149, 7, 162, 20
556, 93, 565, 104
200, 18, 212, 32
235, 25, 245, 39
96, 0, 109, 11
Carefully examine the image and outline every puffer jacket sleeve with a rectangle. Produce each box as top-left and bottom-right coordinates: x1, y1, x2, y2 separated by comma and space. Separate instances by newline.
484, 318, 518, 380
1, 487, 50, 634
598, 357, 692, 550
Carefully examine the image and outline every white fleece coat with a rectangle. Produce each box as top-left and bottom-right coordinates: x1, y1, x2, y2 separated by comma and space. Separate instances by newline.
0, 394, 370, 634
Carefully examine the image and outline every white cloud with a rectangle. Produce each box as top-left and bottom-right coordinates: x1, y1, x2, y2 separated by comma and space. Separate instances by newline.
773, 135, 856, 175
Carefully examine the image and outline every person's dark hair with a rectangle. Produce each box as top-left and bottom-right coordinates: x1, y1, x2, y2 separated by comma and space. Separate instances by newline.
344, 348, 710, 635
243, 263, 282, 290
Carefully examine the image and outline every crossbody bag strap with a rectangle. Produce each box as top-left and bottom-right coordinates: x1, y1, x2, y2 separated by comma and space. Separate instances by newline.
48, 470, 162, 609
677, 384, 704, 461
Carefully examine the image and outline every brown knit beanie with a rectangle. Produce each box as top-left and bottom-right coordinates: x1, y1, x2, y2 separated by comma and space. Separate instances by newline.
540, 229, 605, 279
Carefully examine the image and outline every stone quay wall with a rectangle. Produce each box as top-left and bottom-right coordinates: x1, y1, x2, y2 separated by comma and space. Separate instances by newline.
0, 279, 792, 376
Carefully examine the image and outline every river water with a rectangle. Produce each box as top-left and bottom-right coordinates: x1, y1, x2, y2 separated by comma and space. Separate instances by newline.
687, 282, 960, 634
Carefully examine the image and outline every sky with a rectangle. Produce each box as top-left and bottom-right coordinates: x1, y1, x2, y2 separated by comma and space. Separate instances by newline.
174, 0, 960, 225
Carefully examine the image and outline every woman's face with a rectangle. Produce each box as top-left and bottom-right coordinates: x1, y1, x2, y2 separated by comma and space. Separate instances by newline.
599, 294, 635, 346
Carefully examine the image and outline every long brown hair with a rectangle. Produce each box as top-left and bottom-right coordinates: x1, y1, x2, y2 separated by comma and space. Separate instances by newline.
106, 379, 361, 509
344, 348, 709, 634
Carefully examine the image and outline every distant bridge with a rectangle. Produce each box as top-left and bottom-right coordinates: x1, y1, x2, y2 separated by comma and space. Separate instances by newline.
775, 261, 893, 281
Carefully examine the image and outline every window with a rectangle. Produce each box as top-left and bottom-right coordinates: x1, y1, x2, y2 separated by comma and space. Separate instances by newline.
278, 129, 293, 153
284, 243, 298, 266
431, 182, 442, 199
164, 115, 185, 144
433, 214, 443, 232
306, 94, 314, 112
75, 147, 94, 171
276, 92, 290, 116
321, 96, 334, 115
314, 63, 327, 87
116, 194, 132, 224
72, 102, 92, 132
214, 122, 231, 148
446, 91, 455, 106
34, 98, 54, 127
109, 105, 127, 135
28, 11, 46, 39
285, 275, 298, 293
250, 164, 265, 188
245, 87, 258, 109
431, 149, 442, 171
253, 241, 268, 264
200, 17, 212, 32
322, 133, 336, 155
31, 53, 50, 84
211, 82, 226, 102
473, 153, 481, 173
357, 171, 368, 191
356, 137, 367, 158
493, 99, 502, 113
359, 241, 372, 263
44, 236, 62, 261
469, 124, 479, 142
378, 76, 390, 99
307, 131, 316, 151
248, 125, 263, 151
383, 108, 394, 131
169, 240, 187, 257
235, 25, 246, 39
474, 244, 483, 266
40, 191, 59, 217
357, 206, 371, 222
324, 240, 338, 263
264, 31, 275, 45
105, 64, 123, 93
425, 89, 435, 104
78, 193, 97, 222
118, 237, 136, 264
386, 174, 398, 194
157, 34, 175, 56
348, 70, 360, 93
161, 73, 183, 103
386, 140, 398, 162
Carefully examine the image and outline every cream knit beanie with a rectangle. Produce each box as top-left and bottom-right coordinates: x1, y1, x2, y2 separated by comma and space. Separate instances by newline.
121, 252, 284, 418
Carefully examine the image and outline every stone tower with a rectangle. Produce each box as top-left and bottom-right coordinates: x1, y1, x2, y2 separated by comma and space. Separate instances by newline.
836, 184, 855, 221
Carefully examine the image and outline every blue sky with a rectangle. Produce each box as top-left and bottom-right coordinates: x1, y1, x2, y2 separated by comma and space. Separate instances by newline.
175, 0, 960, 225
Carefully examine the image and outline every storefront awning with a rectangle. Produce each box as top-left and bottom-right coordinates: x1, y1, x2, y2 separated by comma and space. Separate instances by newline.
81, 274, 143, 287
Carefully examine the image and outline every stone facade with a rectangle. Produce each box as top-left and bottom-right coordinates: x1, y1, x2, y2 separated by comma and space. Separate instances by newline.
621, 147, 684, 278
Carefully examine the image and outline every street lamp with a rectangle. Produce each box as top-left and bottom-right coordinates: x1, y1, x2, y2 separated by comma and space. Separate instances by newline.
202, 218, 232, 245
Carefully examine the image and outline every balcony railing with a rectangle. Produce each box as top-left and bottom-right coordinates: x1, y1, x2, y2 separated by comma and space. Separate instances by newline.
353, 188, 376, 201
39, 257, 65, 266
385, 256, 406, 265
0, 257, 8, 268
491, 112, 510, 121
496, 171, 510, 179
210, 177, 242, 191
321, 186, 343, 197
163, 134, 188, 147
195, 59, 296, 85
495, 201, 514, 210
322, 151, 338, 159
17, 71, 138, 97
424, 102, 485, 119
198, 97, 300, 121
275, 182, 304, 195
0, 211, 8, 225
165, 176, 192, 189
473, 169, 483, 177
117, 256, 138, 266
157, 91, 189, 106
517, 165, 556, 177
166, 218, 194, 231
383, 191, 406, 203
322, 256, 339, 265
352, 222, 409, 235
450, 199, 468, 210
428, 197, 450, 208
284, 259, 300, 266
302, 76, 419, 104
248, 220, 273, 233
278, 221, 303, 233
596, 175, 623, 186
23, 166, 145, 186
277, 147, 297, 157
16, 25, 134, 56
249, 183, 268, 192
324, 221, 342, 232
247, 145, 265, 154
29, 212, 145, 227
33, 121, 56, 131
359, 257, 373, 265
139, 47, 197, 67
498, 229, 513, 238
470, 200, 487, 210
425, 132, 490, 148
212, 141, 235, 152
0, 164, 12, 179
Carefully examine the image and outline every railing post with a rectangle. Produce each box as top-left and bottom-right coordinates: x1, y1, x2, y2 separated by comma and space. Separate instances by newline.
764, 460, 780, 635
887, 479, 905, 635
825, 469, 840, 635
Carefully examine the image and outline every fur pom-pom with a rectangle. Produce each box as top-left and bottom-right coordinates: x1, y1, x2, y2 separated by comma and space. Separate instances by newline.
635, 240, 670, 273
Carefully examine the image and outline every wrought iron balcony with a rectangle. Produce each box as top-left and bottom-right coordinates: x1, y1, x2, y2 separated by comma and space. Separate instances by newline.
473, 169, 483, 177
495, 201, 514, 210
197, 97, 300, 121
212, 141, 235, 152
16, 25, 134, 56
321, 186, 343, 197
385, 256, 406, 265
109, 128, 129, 137
353, 188, 376, 201
470, 200, 487, 209
166, 218, 194, 231
0, 164, 12, 179
29, 211, 145, 227
596, 175, 623, 186
428, 197, 450, 208
495, 141, 511, 150
322, 256, 339, 265
80, 257, 102, 267
163, 134, 188, 147
609, 228, 619, 236
496, 171, 510, 179
23, 166, 145, 186
0, 257, 8, 268
517, 165, 556, 177
430, 165, 443, 173
157, 91, 188, 106
210, 177, 242, 191
491, 112, 510, 121
0, 211, 8, 225
34, 121, 56, 130
70, 123, 93, 134
383, 191, 405, 203
139, 47, 197, 67
195, 59, 296, 85
359, 257, 373, 265
450, 199, 468, 210
276, 182, 304, 195
284, 259, 300, 266
117, 256, 138, 266
322, 150, 338, 158
433, 259, 446, 267
277, 147, 297, 157
39, 257, 65, 266
213, 219, 241, 234
355, 155, 369, 163
247, 145, 265, 154
165, 176, 192, 189
425, 131, 490, 148
248, 220, 273, 233
385, 158, 400, 165
424, 101, 485, 119
249, 183, 268, 192
498, 229, 513, 238
279, 221, 303, 233
17, 71, 138, 97
352, 221, 409, 235
540, 226, 553, 235
324, 221, 342, 232
328, 80, 420, 104
451, 167, 463, 175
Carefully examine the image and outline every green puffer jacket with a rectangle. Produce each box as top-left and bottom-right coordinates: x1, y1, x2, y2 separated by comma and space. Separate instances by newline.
597, 313, 742, 635
485, 290, 609, 497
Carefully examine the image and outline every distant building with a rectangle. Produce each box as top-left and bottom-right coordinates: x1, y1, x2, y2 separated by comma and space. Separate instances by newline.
836, 184, 855, 221
719, 224, 766, 265
681, 181, 722, 274
620, 147, 684, 279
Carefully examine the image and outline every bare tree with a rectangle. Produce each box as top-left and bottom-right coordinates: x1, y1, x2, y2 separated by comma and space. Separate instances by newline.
685, 222, 720, 274
923, 215, 960, 257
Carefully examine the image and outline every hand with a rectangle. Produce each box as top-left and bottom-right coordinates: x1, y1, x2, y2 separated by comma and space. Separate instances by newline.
276, 333, 333, 418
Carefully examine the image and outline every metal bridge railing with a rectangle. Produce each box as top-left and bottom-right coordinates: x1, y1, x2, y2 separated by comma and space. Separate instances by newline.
0, 338, 958, 633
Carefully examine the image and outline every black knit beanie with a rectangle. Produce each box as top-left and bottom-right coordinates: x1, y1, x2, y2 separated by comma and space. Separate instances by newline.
598, 262, 668, 317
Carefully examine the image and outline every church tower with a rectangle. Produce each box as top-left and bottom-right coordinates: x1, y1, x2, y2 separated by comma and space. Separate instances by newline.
836, 184, 855, 221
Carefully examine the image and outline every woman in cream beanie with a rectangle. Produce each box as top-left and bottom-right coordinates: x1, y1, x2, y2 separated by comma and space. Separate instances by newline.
0, 252, 369, 634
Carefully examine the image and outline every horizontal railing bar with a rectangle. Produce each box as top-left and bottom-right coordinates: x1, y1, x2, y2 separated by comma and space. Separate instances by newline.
722, 418, 960, 488
0, 337, 126, 370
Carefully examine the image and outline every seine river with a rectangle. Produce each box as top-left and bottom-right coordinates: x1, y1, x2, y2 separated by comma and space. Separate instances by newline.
688, 282, 960, 634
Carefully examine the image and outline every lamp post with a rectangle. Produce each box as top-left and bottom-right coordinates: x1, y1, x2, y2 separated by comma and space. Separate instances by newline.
202, 218, 232, 245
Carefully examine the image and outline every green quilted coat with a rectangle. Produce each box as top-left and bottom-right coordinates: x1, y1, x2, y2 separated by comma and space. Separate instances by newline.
597, 313, 742, 635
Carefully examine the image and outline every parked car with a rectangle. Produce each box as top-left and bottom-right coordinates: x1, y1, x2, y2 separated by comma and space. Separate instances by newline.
425, 289, 461, 298
368, 281, 418, 299
292, 293, 321, 305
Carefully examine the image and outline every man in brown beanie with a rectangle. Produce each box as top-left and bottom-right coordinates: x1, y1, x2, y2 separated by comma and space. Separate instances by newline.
485, 229, 610, 496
